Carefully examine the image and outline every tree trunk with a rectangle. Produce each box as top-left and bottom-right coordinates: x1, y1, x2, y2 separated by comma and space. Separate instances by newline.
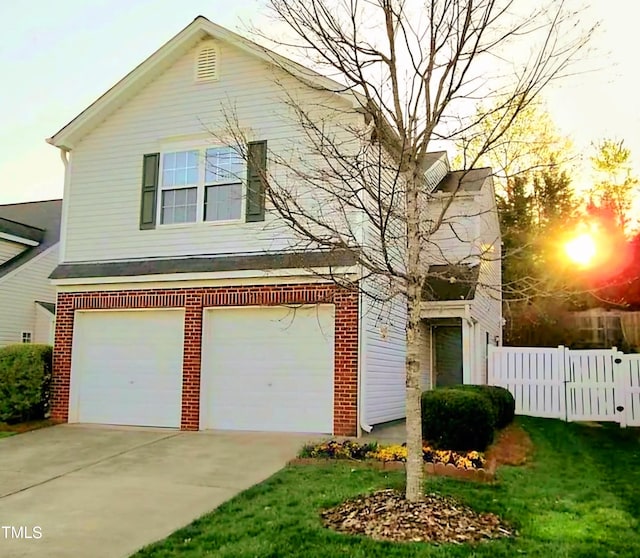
405, 276, 424, 501
405, 171, 424, 502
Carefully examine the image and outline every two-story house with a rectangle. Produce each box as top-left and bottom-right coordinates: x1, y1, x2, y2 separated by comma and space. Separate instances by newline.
47, 16, 501, 436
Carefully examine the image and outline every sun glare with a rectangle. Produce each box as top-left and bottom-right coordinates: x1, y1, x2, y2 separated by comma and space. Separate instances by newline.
564, 233, 597, 267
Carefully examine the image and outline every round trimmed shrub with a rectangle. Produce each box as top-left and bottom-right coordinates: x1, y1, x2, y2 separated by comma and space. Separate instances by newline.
421, 388, 494, 451
0, 344, 52, 424
451, 385, 516, 428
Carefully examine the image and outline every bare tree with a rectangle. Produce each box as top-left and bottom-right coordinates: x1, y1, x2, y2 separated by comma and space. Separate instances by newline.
222, 0, 594, 502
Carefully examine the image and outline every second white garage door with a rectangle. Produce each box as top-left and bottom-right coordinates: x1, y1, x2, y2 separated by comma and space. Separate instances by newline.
69, 309, 185, 428
201, 305, 335, 433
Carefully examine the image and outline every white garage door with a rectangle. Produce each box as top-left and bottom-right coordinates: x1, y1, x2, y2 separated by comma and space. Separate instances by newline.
201, 305, 334, 433
70, 309, 185, 427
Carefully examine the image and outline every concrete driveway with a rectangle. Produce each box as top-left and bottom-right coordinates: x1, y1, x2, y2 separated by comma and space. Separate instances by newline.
0, 425, 311, 558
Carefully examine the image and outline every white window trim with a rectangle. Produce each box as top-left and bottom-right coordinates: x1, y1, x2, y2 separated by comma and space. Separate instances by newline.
155, 141, 246, 228
21, 331, 32, 344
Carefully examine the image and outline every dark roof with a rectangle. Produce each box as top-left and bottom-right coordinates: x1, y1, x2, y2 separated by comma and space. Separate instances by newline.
0, 199, 62, 279
50, 249, 357, 280
35, 301, 56, 314
0, 216, 45, 243
422, 264, 480, 301
434, 168, 492, 193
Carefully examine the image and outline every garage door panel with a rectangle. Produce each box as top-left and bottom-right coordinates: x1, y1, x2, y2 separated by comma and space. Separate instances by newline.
70, 310, 185, 428
201, 305, 334, 433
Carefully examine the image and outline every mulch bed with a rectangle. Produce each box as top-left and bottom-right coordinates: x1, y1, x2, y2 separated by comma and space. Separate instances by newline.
319, 423, 533, 544
322, 489, 514, 543
0, 419, 56, 434
486, 422, 534, 467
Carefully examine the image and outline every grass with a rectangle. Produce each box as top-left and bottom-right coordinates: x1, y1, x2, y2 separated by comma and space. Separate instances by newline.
132, 417, 640, 557
0, 432, 13, 439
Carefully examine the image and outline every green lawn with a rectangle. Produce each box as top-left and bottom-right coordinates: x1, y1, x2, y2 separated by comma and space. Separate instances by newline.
0, 432, 13, 439
132, 417, 640, 558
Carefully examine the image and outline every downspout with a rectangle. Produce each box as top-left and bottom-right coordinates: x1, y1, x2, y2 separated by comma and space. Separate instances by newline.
57, 148, 70, 263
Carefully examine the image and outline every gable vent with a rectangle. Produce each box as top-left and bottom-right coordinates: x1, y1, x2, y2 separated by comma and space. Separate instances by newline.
195, 42, 219, 82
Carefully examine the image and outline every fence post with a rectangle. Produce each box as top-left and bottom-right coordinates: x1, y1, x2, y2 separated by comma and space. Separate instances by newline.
558, 345, 569, 422
614, 350, 627, 428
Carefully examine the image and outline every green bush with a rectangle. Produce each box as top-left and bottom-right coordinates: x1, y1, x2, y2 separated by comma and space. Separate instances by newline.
0, 344, 52, 423
421, 388, 495, 451
450, 384, 516, 428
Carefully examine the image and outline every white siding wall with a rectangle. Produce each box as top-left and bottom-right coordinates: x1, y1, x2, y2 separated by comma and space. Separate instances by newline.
424, 196, 480, 265
361, 276, 407, 425
0, 246, 58, 346
470, 182, 502, 383
0, 240, 25, 265
64, 40, 361, 263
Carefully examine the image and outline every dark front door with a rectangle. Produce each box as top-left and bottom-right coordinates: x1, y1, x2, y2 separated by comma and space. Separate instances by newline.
434, 326, 463, 387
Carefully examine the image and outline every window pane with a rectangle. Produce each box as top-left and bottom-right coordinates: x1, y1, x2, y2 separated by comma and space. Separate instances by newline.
205, 184, 242, 221
163, 169, 174, 187
174, 188, 186, 205
187, 167, 198, 185
187, 188, 198, 204
206, 147, 243, 184
162, 150, 199, 186
174, 206, 186, 223
163, 152, 176, 169
161, 187, 197, 224
164, 189, 175, 206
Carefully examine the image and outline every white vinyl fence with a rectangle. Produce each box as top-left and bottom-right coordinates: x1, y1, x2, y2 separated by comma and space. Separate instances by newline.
488, 345, 640, 427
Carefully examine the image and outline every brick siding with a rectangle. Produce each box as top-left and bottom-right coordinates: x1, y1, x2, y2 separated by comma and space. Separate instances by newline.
51, 283, 358, 435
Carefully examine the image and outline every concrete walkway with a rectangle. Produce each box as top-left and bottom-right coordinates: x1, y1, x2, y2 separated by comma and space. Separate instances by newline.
0, 425, 311, 558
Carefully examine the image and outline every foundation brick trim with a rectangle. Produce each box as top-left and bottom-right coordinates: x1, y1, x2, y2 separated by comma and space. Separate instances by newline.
52, 283, 358, 435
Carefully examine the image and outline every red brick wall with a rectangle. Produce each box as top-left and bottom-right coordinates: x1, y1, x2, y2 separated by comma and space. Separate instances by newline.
52, 283, 358, 435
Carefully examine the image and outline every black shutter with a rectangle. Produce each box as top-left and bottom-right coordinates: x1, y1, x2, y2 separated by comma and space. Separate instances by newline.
140, 153, 160, 230
246, 141, 267, 222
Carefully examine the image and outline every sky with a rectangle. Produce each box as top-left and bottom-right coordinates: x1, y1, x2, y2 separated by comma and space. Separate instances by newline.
0, 0, 639, 207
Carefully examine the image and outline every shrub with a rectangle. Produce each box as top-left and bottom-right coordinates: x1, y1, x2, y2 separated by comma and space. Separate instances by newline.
421, 388, 494, 451
451, 385, 516, 428
0, 344, 52, 423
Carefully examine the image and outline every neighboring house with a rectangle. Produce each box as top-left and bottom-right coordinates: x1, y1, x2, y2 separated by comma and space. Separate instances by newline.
0, 199, 62, 346
46, 17, 502, 436
570, 307, 640, 351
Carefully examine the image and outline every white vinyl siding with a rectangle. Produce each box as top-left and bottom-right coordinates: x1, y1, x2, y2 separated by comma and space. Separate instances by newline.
0, 245, 58, 347
63, 41, 360, 263
360, 276, 407, 426
425, 195, 482, 265
69, 309, 185, 427
0, 239, 25, 265
470, 182, 502, 383
200, 305, 334, 433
